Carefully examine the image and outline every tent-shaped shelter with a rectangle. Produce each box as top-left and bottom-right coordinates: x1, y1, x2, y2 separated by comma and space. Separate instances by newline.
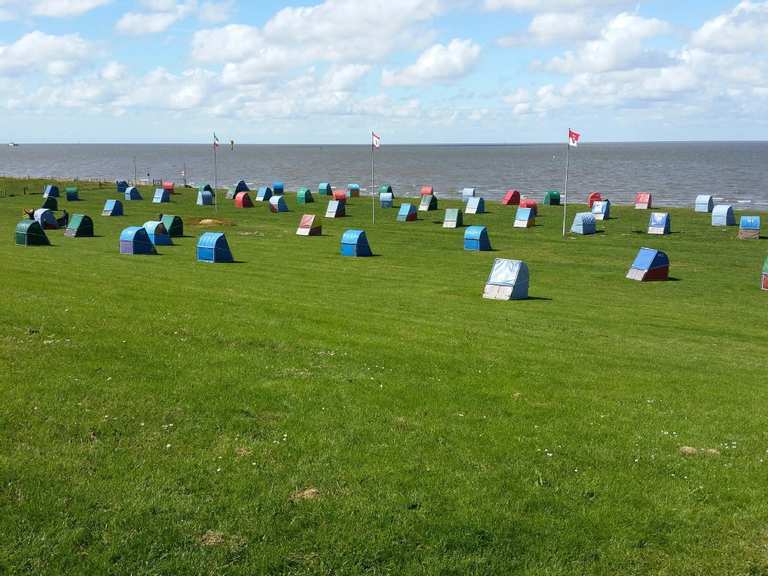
326, 199, 346, 218
333, 190, 348, 201
234, 191, 253, 208
33, 208, 58, 229
466, 197, 485, 215
199, 183, 213, 192
514, 207, 535, 228
297, 188, 314, 204
635, 192, 652, 210
712, 204, 735, 226
341, 229, 372, 257
420, 186, 434, 196
41, 196, 58, 210
419, 194, 438, 211
153, 188, 170, 204
397, 203, 417, 222
16, 220, 50, 246
162, 181, 174, 194
318, 182, 333, 196
462, 187, 476, 202
502, 189, 520, 206
347, 184, 360, 198
116, 181, 129, 194
738, 216, 761, 240
592, 200, 611, 221
102, 199, 123, 216
763, 257, 768, 291
125, 186, 142, 201
197, 189, 214, 206
544, 190, 561, 205
648, 212, 671, 235
65, 187, 79, 201
296, 214, 322, 236
120, 226, 156, 255
587, 192, 602, 208
571, 212, 596, 235
443, 208, 463, 228
143, 221, 172, 246
272, 182, 285, 195
64, 214, 93, 237
269, 195, 289, 213
160, 215, 183, 237
695, 195, 714, 213
43, 184, 59, 198
380, 192, 394, 208
197, 232, 233, 263
235, 180, 250, 193
483, 259, 529, 301
464, 226, 491, 251
256, 186, 273, 202
378, 184, 393, 197
626, 247, 669, 282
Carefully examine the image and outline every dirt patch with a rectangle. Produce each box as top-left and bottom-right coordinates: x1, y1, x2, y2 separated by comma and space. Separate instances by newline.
187, 218, 234, 226
679, 446, 721, 457
679, 446, 698, 456
235, 447, 252, 458
200, 530, 226, 547
290, 487, 320, 502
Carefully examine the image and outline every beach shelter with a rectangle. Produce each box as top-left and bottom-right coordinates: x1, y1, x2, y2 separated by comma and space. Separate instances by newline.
466, 197, 485, 215
143, 221, 172, 246
443, 208, 463, 229
269, 195, 289, 213
648, 212, 671, 235
380, 192, 394, 208
340, 229, 372, 257
695, 195, 714, 213
272, 181, 285, 195
318, 182, 333, 196
483, 259, 529, 301
587, 192, 602, 208
199, 183, 213, 192
41, 196, 58, 210
397, 203, 418, 222
296, 214, 322, 236
16, 220, 50, 246
116, 180, 129, 194
43, 184, 59, 198
419, 194, 438, 211
64, 214, 93, 238
333, 190, 348, 201
32, 208, 57, 229
462, 187, 476, 202
297, 187, 314, 204
502, 190, 520, 206
225, 187, 236, 200
763, 257, 768, 291
162, 181, 174, 194
712, 204, 735, 226
234, 191, 253, 208
592, 200, 611, 221
571, 212, 596, 235
256, 186, 273, 202
378, 184, 393, 197
326, 199, 346, 218
125, 186, 142, 201
235, 180, 250, 193
464, 226, 491, 251
119, 226, 156, 255
544, 190, 561, 205
738, 216, 761, 240
519, 198, 538, 216
197, 232, 233, 263
197, 189, 214, 206
65, 187, 79, 201
102, 199, 123, 216
160, 215, 183, 237
626, 247, 670, 282
153, 188, 170, 204
347, 184, 361, 198
514, 207, 535, 228
420, 186, 434, 196
635, 192, 652, 210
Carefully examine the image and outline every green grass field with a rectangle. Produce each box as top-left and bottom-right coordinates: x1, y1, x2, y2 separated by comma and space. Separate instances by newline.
1, 177, 767, 575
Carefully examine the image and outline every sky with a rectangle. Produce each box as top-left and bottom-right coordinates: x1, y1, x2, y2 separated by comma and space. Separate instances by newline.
0, 0, 767, 143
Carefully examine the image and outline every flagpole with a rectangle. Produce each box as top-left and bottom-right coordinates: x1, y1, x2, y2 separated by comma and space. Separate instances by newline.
213, 133, 218, 212
371, 131, 376, 225
562, 131, 570, 238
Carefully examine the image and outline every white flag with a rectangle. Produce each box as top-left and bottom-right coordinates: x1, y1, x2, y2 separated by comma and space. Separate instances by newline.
372, 131, 381, 148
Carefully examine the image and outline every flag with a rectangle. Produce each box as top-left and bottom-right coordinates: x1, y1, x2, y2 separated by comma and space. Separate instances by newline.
568, 129, 580, 147
372, 131, 381, 148
213, 132, 220, 149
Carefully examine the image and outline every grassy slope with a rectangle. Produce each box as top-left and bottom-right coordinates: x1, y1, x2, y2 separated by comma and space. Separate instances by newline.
0, 177, 767, 575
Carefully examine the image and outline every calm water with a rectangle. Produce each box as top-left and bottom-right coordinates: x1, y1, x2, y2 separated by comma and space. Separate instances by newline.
1, 142, 766, 208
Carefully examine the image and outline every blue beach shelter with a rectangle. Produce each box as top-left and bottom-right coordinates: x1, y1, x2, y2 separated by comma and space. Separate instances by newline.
591, 200, 611, 220
102, 199, 123, 216
199, 183, 213, 192
197, 189, 214, 206
626, 247, 670, 281
340, 229, 372, 257
153, 188, 170, 203
116, 180, 129, 194
43, 184, 59, 198
269, 195, 289, 213
125, 186, 142, 201
120, 226, 156, 255
235, 180, 250, 193
483, 259, 529, 300
695, 195, 714, 213
514, 207, 535, 228
143, 221, 172, 246
571, 212, 596, 235
464, 226, 491, 251
65, 187, 79, 201
466, 197, 485, 215
319, 182, 333, 196
397, 203, 417, 222
738, 215, 761, 239
712, 204, 735, 226
272, 181, 285, 195
256, 186, 273, 202
380, 192, 394, 208
462, 187, 476, 202
648, 212, 671, 235
197, 232, 233, 263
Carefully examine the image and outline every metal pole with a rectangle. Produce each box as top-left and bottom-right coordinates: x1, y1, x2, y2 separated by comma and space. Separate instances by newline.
133, 156, 137, 186
371, 135, 375, 225
562, 136, 570, 237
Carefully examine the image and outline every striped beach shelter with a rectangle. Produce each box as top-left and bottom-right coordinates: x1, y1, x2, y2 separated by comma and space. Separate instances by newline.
326, 199, 346, 218
296, 214, 322, 236
514, 207, 535, 228
119, 226, 156, 255
153, 188, 170, 204
64, 214, 93, 237
102, 199, 123, 216
16, 220, 50, 246
269, 195, 289, 213
483, 259, 529, 301
197, 232, 233, 263
419, 194, 438, 211
695, 195, 714, 213
443, 208, 463, 229
592, 200, 611, 221
466, 197, 485, 215
397, 203, 418, 222
738, 216, 760, 239
712, 204, 735, 226
635, 192, 652, 210
571, 212, 596, 235
648, 212, 671, 235
256, 186, 273, 202
380, 191, 394, 208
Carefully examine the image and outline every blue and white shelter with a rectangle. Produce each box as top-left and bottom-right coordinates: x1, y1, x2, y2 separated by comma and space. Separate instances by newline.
153, 188, 170, 204
695, 195, 714, 213
340, 229, 372, 257
648, 212, 671, 235
483, 259, 529, 300
571, 212, 596, 235
464, 226, 491, 251
712, 204, 735, 226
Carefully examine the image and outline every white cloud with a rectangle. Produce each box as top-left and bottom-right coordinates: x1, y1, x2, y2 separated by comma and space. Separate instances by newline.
198, 0, 233, 23
498, 11, 595, 46
115, 0, 195, 35
692, 1, 768, 53
31, 0, 110, 17
382, 38, 481, 87
485, 0, 630, 11
0, 31, 92, 77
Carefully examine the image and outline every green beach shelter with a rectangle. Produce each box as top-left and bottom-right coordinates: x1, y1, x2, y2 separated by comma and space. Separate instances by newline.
297, 187, 314, 204
544, 190, 561, 205
41, 196, 58, 210
160, 214, 183, 237
16, 220, 50, 246
64, 214, 94, 237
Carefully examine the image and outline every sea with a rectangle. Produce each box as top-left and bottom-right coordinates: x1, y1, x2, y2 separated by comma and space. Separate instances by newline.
1, 142, 766, 208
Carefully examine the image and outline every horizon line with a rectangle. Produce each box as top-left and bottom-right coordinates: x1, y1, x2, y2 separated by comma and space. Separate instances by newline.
5, 139, 768, 146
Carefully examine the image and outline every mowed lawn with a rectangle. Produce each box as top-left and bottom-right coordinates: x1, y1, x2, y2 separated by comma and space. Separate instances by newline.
1, 177, 767, 575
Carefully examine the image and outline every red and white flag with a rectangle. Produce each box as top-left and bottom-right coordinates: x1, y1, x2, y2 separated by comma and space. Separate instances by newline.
213, 132, 220, 149
568, 129, 580, 147
372, 131, 381, 148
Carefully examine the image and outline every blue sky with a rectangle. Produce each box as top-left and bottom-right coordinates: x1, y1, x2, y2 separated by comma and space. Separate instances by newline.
1, 0, 767, 143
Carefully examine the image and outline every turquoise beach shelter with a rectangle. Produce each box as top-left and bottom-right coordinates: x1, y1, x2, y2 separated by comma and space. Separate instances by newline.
15, 220, 50, 246
256, 186, 273, 202
41, 196, 58, 210
65, 187, 79, 201
483, 259, 529, 300
592, 200, 611, 221
397, 203, 417, 222
571, 212, 596, 235
326, 199, 346, 218
419, 194, 438, 212
514, 207, 535, 228
125, 186, 142, 200
341, 229, 372, 257
297, 188, 313, 204
102, 199, 123, 216
153, 188, 170, 204
160, 215, 183, 237
269, 195, 289, 213
712, 204, 735, 226
319, 182, 333, 196
464, 226, 491, 251
197, 232, 233, 263
648, 212, 671, 235
443, 208, 463, 228
380, 192, 394, 208
64, 214, 93, 237
466, 197, 485, 215
544, 190, 560, 205
119, 226, 156, 255
143, 221, 172, 246
378, 184, 393, 196
695, 195, 714, 213
738, 215, 761, 239
43, 184, 59, 198
272, 182, 285, 195
462, 187, 476, 202
197, 189, 214, 206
